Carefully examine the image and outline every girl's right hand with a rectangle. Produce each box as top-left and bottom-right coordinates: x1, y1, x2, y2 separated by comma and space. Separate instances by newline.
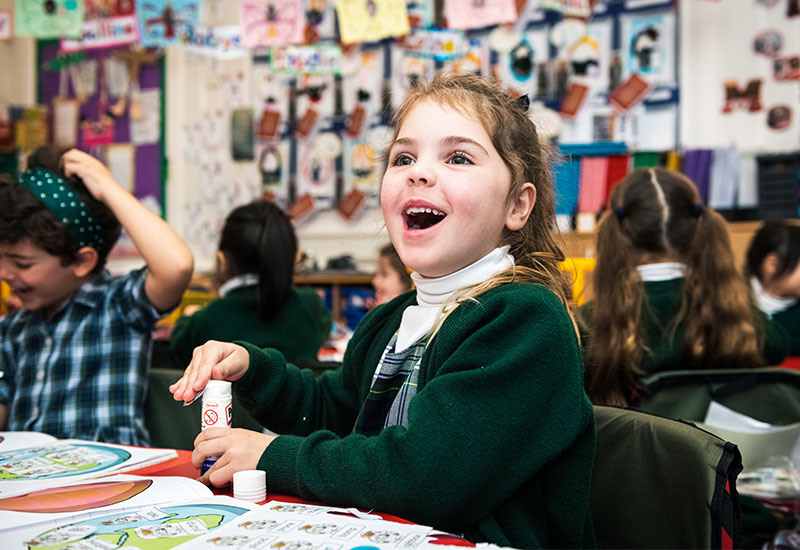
169, 341, 250, 404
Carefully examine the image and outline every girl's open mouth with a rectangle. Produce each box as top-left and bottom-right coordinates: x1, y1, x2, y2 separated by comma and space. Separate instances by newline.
403, 206, 446, 231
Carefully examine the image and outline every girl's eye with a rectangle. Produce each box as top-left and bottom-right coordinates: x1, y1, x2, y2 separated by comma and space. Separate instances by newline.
16, 263, 32, 270
448, 152, 472, 165
392, 153, 414, 166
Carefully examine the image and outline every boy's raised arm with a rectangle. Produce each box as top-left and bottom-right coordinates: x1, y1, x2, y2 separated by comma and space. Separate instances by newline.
62, 149, 194, 312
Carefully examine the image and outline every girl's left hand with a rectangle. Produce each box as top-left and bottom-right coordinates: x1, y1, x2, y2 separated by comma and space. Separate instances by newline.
61, 149, 116, 202
192, 427, 276, 488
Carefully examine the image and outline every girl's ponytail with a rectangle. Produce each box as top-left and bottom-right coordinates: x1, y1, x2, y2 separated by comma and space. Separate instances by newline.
681, 206, 762, 366
582, 208, 646, 406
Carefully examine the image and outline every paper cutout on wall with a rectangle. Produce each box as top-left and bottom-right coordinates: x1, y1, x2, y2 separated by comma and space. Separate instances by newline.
335, 0, 410, 44
721, 79, 762, 113
305, 0, 337, 42
442, 36, 490, 76
240, 0, 304, 47
390, 45, 435, 108
107, 144, 135, 193
295, 74, 336, 139
231, 108, 255, 161
186, 26, 246, 59
342, 48, 385, 139
52, 98, 79, 148
620, 11, 676, 86
257, 140, 290, 205
406, 0, 434, 27
136, 0, 199, 47
14, 0, 84, 38
270, 45, 342, 75
130, 88, 160, 145
296, 132, 340, 208
443, 0, 516, 30
399, 28, 465, 60
61, 15, 139, 51
0, 10, 13, 41
609, 73, 650, 111
15, 106, 48, 152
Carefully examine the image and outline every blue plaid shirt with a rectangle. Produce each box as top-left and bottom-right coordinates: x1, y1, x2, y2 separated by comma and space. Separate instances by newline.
0, 267, 161, 445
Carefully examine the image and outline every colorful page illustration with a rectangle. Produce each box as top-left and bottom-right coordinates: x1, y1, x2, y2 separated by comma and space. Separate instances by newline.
136, 0, 200, 47
239, 0, 304, 47
444, 0, 516, 30
4, 495, 257, 549
14, 0, 84, 38
335, 0, 410, 44
0, 432, 57, 453
0, 475, 212, 535
182, 499, 440, 550
0, 440, 177, 497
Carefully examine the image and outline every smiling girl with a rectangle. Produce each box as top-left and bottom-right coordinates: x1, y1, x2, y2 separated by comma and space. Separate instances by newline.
170, 73, 595, 549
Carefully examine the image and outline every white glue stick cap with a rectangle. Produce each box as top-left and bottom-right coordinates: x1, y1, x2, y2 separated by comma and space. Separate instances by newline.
234, 470, 267, 494
204, 380, 232, 399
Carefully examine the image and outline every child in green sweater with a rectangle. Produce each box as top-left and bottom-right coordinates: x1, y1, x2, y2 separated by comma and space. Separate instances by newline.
579, 168, 789, 406
747, 220, 800, 355
170, 73, 595, 549
169, 200, 330, 368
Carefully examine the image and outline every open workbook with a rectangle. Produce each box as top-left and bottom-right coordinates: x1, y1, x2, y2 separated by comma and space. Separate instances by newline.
0, 432, 178, 498
0, 473, 455, 550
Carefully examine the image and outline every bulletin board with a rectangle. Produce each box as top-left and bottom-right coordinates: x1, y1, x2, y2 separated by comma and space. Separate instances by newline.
36, 40, 165, 214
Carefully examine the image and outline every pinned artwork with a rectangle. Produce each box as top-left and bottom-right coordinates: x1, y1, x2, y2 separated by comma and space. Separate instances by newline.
493, 29, 547, 99
231, 108, 255, 161
295, 74, 336, 139
257, 140, 290, 205
609, 73, 650, 112
136, 0, 199, 47
390, 45, 436, 109
82, 117, 114, 147
52, 98, 79, 149
296, 132, 341, 209
752, 30, 783, 58
773, 55, 800, 81
406, 0, 434, 27
106, 144, 135, 192
766, 105, 792, 130
14, 0, 84, 38
443, 0, 517, 30
721, 79, 763, 113
335, 0, 410, 44
342, 47, 385, 139
620, 11, 676, 86
0, 9, 13, 41
129, 88, 161, 144
304, 0, 337, 42
239, 0, 304, 47
342, 126, 390, 207
559, 82, 590, 117
442, 36, 490, 76
61, 1, 138, 51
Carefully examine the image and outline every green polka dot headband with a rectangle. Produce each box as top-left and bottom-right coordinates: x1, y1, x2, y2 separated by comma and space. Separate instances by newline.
17, 167, 105, 251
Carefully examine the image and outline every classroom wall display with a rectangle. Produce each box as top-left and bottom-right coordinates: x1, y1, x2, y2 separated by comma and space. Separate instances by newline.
60, 0, 138, 52
136, 0, 200, 47
681, 0, 800, 152
38, 42, 165, 225
239, 0, 305, 47
0, 8, 13, 41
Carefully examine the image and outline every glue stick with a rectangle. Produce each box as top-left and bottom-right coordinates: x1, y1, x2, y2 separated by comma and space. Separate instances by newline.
201, 380, 232, 474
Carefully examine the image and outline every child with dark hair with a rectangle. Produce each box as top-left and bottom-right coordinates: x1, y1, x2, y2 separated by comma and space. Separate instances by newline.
371, 243, 412, 305
0, 147, 193, 445
169, 200, 331, 369
579, 167, 789, 406
747, 220, 800, 355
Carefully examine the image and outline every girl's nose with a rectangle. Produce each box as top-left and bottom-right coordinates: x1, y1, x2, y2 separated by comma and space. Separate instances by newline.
407, 158, 434, 187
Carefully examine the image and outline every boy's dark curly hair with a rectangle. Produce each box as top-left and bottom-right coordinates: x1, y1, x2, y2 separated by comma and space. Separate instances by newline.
0, 147, 121, 274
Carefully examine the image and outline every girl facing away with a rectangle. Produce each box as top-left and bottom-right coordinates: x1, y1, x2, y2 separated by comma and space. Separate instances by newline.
168, 200, 331, 369
170, 73, 595, 549
580, 168, 789, 406
747, 220, 800, 355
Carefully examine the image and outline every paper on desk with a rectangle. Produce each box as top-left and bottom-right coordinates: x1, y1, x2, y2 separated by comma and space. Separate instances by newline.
0, 431, 57, 452
699, 401, 800, 469
0, 474, 212, 535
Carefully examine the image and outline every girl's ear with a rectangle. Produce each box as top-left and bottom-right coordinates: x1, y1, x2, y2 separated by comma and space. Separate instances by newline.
216, 250, 230, 281
72, 247, 99, 278
505, 182, 537, 231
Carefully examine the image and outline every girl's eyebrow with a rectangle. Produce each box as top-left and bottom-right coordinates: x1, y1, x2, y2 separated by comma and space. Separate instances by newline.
391, 135, 489, 155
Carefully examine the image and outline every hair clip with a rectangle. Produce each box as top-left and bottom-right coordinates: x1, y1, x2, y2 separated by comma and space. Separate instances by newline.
515, 94, 530, 112
691, 204, 704, 217
614, 206, 628, 220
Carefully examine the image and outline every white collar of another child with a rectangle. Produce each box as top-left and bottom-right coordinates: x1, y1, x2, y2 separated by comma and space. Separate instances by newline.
636, 262, 686, 282
218, 273, 259, 298
751, 276, 797, 317
395, 246, 514, 352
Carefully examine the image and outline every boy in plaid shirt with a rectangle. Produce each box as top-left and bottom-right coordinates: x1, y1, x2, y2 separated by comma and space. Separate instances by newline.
0, 147, 193, 445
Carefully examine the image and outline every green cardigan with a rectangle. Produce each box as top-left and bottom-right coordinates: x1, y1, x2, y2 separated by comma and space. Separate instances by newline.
169, 286, 331, 369
579, 278, 790, 376
233, 283, 595, 549
773, 303, 800, 356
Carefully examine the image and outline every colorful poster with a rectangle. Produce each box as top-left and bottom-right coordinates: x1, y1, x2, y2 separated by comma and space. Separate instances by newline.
239, 0, 304, 47
186, 26, 246, 59
269, 45, 342, 75
136, 0, 199, 47
14, 0, 84, 38
61, 15, 139, 52
443, 0, 517, 30
620, 10, 676, 86
335, 0, 410, 44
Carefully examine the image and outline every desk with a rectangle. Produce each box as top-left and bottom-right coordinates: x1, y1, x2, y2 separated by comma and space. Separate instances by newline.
127, 450, 472, 546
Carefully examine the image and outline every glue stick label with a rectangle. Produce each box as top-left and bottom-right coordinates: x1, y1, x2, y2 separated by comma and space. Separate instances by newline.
201, 382, 232, 474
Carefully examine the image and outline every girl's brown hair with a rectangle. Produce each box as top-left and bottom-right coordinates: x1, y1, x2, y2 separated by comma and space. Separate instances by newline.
384, 72, 572, 318
582, 168, 763, 405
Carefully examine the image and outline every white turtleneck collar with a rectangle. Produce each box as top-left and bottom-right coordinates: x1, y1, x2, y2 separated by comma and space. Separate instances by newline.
751, 276, 797, 317
218, 273, 259, 298
636, 262, 685, 282
396, 246, 514, 352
